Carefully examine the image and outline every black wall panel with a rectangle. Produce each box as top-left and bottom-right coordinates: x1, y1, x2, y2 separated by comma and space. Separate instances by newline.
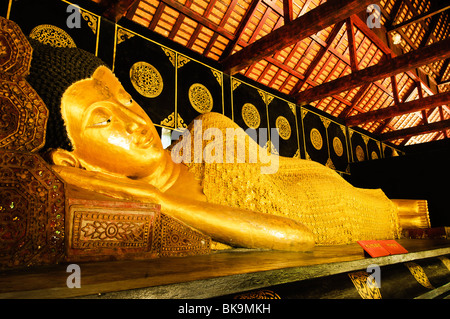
8, 0, 100, 56
367, 138, 382, 160
176, 55, 224, 127
327, 121, 350, 174
349, 128, 369, 163
300, 108, 329, 166
113, 26, 177, 130
231, 77, 269, 149
3, 0, 405, 175
266, 95, 299, 158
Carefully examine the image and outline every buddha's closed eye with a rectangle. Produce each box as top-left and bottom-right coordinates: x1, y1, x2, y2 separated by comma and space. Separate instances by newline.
88, 109, 112, 128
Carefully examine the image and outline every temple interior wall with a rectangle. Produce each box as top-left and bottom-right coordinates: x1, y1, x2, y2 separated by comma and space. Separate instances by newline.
3, 0, 403, 178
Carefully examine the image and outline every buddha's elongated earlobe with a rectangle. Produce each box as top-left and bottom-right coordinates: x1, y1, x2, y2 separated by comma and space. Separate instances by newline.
51, 149, 82, 168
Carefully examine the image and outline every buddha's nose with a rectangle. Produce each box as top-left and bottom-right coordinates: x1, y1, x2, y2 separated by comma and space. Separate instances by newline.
126, 121, 144, 134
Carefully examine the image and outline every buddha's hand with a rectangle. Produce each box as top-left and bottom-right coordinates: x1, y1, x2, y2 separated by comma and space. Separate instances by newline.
52, 165, 163, 204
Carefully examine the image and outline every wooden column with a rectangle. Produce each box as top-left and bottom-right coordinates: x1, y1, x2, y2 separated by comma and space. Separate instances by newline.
221, 0, 373, 75
295, 37, 450, 104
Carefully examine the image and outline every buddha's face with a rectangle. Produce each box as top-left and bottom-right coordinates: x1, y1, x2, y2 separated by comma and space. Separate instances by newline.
56, 66, 165, 179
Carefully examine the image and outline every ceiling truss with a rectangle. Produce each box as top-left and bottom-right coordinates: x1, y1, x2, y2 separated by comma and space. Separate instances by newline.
95, 0, 450, 146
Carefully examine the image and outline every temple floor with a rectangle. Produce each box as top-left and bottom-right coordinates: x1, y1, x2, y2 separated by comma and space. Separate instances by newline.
0, 239, 450, 299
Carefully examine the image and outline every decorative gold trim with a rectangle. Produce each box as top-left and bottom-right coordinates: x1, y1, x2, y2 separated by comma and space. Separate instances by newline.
117, 27, 135, 45
293, 149, 300, 159
162, 47, 176, 67
310, 128, 323, 150
241, 103, 261, 129
188, 83, 213, 114
288, 103, 296, 115
81, 10, 99, 34
371, 151, 378, 160
129, 61, 164, 98
232, 78, 241, 91
71, 209, 152, 248
263, 141, 279, 155
177, 113, 187, 129
439, 256, 450, 271
257, 89, 266, 102
326, 158, 335, 170
320, 117, 331, 129
177, 54, 190, 68
355, 145, 365, 161
405, 262, 435, 289
348, 271, 382, 299
211, 69, 222, 86
234, 290, 281, 299
301, 108, 308, 119
332, 136, 344, 157
305, 150, 311, 160
160, 112, 176, 128
362, 135, 370, 145
275, 116, 291, 140
29, 24, 76, 48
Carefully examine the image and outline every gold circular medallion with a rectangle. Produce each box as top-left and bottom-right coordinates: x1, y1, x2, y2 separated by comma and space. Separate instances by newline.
188, 83, 213, 114
332, 137, 343, 157
310, 128, 323, 150
242, 103, 261, 129
371, 151, 378, 160
29, 24, 76, 48
355, 145, 365, 161
129, 61, 163, 98
275, 116, 291, 140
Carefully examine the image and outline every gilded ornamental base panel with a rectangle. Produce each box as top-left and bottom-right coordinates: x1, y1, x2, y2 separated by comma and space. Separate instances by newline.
0, 150, 66, 270
66, 195, 211, 263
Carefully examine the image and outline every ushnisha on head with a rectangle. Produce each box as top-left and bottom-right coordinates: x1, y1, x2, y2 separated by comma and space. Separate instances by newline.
27, 40, 166, 180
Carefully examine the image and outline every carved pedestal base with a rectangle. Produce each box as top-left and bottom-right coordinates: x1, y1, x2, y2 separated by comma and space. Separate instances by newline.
66, 187, 211, 262
0, 150, 66, 270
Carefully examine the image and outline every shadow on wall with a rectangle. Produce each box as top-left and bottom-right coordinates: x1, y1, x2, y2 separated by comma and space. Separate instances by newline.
345, 138, 450, 227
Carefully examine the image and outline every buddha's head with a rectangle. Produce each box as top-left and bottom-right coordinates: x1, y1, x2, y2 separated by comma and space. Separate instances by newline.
27, 40, 166, 180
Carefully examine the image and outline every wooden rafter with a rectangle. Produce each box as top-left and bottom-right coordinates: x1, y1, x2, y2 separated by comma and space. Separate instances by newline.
220, 0, 260, 60
125, 0, 449, 145
221, 0, 373, 75
338, 83, 371, 118
351, 13, 436, 96
387, 4, 450, 33
381, 118, 450, 141
160, 0, 234, 40
98, 0, 139, 22
345, 90, 450, 127
295, 37, 450, 104
345, 17, 358, 72
283, 0, 293, 23
386, 0, 404, 28
125, 0, 141, 20
374, 81, 418, 134
437, 58, 450, 84
289, 20, 345, 95
148, 2, 166, 31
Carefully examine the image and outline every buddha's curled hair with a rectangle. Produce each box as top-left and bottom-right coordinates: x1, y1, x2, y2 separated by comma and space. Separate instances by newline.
26, 38, 106, 152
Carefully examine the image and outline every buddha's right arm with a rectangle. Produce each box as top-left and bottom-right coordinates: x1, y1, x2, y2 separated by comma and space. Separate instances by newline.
53, 165, 315, 252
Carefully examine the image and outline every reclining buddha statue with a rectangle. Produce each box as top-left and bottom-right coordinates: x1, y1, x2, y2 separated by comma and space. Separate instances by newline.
25, 38, 409, 253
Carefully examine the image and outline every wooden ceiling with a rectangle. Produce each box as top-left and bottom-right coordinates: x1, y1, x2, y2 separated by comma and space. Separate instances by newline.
96, 0, 450, 146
